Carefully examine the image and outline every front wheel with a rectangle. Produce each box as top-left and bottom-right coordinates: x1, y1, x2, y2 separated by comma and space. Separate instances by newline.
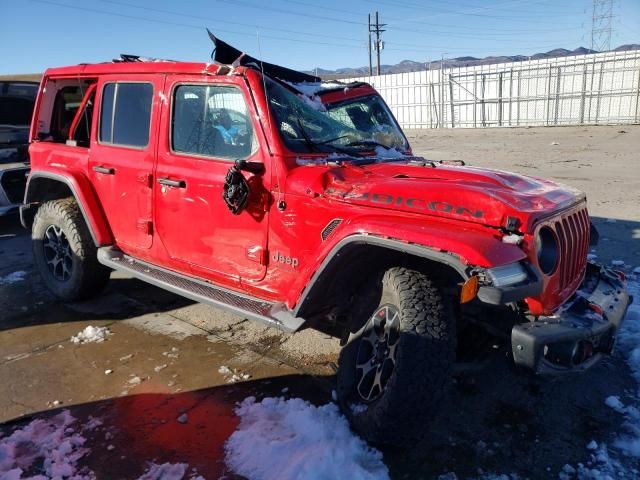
337, 267, 456, 446
32, 198, 110, 301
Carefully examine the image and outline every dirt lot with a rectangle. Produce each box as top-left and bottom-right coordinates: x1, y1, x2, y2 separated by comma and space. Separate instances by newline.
1, 125, 639, 479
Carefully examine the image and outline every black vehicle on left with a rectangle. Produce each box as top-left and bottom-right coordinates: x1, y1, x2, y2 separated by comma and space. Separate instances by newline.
0, 80, 38, 215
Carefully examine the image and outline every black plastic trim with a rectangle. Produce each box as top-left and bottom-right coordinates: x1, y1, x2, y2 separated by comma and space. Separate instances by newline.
477, 264, 543, 305
511, 262, 631, 374
294, 233, 471, 315
20, 171, 100, 246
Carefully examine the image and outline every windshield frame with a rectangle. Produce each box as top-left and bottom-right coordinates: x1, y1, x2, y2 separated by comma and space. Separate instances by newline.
263, 76, 411, 159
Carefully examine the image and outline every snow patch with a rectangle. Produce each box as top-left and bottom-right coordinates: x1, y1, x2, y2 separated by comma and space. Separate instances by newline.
70, 325, 111, 344
501, 234, 523, 245
0, 411, 90, 479
374, 146, 405, 159
224, 396, 389, 480
136, 462, 187, 480
218, 366, 251, 384
0, 271, 26, 286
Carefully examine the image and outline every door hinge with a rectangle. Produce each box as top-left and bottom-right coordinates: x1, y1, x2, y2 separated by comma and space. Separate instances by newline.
137, 220, 153, 236
137, 173, 153, 188
246, 245, 266, 265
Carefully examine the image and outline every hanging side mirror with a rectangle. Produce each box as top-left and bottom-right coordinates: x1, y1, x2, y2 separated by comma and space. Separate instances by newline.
222, 160, 265, 215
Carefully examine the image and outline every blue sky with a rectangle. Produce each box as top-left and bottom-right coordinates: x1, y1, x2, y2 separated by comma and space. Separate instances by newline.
1, 0, 638, 75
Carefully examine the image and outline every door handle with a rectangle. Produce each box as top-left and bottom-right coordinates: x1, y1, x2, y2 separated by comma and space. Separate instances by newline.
158, 177, 186, 188
92, 166, 115, 175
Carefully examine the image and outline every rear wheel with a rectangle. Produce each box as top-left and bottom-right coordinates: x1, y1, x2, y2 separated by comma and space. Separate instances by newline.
337, 267, 456, 446
32, 198, 110, 301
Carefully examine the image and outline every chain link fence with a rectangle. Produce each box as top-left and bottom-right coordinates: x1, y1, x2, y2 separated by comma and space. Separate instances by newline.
342, 50, 640, 129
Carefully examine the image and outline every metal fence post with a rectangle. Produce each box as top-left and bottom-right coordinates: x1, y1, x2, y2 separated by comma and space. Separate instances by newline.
498, 72, 503, 126
554, 66, 562, 125
579, 63, 588, 124
449, 74, 455, 127
595, 61, 605, 125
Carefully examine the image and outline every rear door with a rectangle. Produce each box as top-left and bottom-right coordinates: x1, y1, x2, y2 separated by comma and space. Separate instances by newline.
154, 74, 271, 282
89, 75, 163, 251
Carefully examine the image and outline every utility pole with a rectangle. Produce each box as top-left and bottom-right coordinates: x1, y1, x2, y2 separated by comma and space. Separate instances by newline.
591, 0, 614, 52
368, 11, 386, 76
368, 14, 373, 76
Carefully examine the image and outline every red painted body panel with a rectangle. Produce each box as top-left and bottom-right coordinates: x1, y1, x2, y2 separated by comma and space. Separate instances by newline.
28, 143, 114, 245
88, 74, 164, 253
27, 61, 593, 316
154, 73, 272, 283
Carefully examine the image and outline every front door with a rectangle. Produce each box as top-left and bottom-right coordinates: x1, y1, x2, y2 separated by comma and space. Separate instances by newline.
154, 75, 270, 282
89, 75, 163, 252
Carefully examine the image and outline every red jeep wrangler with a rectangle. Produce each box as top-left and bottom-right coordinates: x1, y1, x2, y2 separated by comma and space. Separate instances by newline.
21, 37, 631, 445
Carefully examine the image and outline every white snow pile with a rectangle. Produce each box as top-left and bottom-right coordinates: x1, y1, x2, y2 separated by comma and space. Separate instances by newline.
0, 271, 26, 286
136, 462, 204, 480
0, 411, 91, 479
218, 366, 251, 384
70, 326, 112, 344
224, 396, 389, 480
560, 271, 640, 478
284, 81, 345, 97
501, 234, 523, 245
374, 146, 406, 159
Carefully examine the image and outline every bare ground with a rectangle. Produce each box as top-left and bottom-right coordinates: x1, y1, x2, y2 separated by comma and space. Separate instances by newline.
1, 125, 639, 479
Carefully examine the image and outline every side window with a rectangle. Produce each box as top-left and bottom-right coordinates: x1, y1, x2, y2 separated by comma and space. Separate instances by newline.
171, 84, 257, 160
50, 86, 84, 142
99, 82, 153, 148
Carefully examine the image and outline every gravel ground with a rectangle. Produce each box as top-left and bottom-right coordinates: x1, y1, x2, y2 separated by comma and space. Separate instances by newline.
0, 125, 639, 479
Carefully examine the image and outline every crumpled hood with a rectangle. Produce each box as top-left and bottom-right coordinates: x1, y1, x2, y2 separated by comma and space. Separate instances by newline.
290, 160, 585, 231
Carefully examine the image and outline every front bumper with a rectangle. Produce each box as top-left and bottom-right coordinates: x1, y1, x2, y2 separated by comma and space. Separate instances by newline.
511, 262, 631, 374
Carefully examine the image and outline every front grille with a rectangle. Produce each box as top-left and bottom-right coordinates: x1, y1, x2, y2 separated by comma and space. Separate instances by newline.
555, 208, 590, 291
0, 168, 28, 204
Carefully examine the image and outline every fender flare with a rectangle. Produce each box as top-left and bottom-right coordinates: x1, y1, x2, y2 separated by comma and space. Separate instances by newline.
293, 233, 471, 316
21, 171, 113, 246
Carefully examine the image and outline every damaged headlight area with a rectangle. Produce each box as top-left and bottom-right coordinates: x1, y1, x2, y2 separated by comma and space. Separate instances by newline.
486, 262, 529, 287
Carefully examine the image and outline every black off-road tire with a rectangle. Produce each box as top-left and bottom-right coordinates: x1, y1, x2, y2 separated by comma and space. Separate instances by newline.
32, 198, 110, 301
337, 267, 456, 446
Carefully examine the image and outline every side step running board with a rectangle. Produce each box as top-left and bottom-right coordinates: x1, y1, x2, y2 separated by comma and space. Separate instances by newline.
97, 247, 306, 333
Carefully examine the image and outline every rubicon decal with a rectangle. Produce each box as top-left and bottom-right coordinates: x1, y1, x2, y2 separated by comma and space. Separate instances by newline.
343, 192, 484, 218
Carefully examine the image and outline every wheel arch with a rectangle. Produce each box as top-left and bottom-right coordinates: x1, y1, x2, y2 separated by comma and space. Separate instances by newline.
21, 171, 113, 246
294, 234, 470, 321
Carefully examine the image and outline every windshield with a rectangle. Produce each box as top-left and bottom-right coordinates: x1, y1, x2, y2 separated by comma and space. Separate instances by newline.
264, 77, 408, 156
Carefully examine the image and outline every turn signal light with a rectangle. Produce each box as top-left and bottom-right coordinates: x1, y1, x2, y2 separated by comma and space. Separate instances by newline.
460, 276, 479, 304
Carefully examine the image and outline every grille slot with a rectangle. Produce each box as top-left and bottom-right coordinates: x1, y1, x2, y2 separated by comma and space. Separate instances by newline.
0, 168, 28, 204
321, 218, 342, 241
554, 208, 589, 291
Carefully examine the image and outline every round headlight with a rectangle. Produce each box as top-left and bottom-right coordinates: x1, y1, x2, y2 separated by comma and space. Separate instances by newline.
536, 226, 559, 275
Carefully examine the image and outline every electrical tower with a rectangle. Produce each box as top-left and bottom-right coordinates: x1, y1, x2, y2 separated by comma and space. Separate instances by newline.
368, 12, 385, 76
591, 0, 614, 52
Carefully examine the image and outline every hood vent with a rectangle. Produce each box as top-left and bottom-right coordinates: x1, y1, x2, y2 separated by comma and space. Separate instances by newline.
321, 218, 342, 241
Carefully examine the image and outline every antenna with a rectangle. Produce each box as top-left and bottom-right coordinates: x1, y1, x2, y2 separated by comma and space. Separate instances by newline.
591, 0, 614, 52
255, 30, 282, 202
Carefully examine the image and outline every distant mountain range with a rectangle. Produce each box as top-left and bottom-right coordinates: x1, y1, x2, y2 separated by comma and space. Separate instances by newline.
312, 44, 640, 79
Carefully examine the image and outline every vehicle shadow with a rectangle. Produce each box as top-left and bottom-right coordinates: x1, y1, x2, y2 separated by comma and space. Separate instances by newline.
0, 373, 335, 479
0, 353, 633, 480
590, 216, 640, 269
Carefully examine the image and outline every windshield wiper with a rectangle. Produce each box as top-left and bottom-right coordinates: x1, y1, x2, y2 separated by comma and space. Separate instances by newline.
345, 139, 393, 150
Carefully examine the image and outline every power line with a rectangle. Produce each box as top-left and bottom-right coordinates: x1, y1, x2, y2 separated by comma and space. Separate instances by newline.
214, 0, 367, 26
28, 0, 367, 49
100, 0, 363, 42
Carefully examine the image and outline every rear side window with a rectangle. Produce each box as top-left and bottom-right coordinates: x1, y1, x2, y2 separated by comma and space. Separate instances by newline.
99, 82, 153, 148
